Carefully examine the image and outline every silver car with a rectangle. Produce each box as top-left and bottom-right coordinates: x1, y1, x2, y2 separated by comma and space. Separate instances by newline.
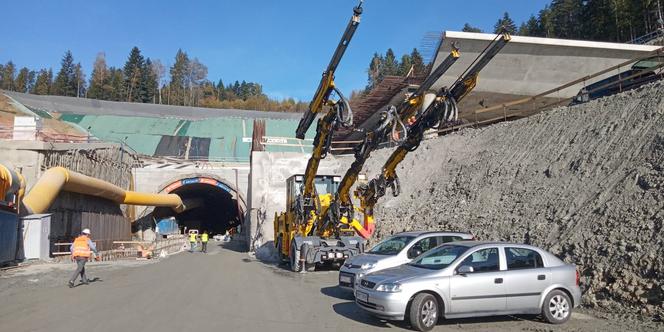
355, 241, 581, 331
339, 231, 474, 291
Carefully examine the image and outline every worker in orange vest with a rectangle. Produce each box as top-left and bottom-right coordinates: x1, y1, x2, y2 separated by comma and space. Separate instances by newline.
68, 228, 100, 288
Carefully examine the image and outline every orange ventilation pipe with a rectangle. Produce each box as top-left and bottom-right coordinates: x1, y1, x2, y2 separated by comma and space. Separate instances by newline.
22, 167, 184, 215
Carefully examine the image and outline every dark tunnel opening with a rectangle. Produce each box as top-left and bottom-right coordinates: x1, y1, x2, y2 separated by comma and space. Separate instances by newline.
152, 182, 242, 236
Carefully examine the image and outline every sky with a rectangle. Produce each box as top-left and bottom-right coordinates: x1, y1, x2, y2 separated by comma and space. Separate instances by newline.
0, 0, 550, 101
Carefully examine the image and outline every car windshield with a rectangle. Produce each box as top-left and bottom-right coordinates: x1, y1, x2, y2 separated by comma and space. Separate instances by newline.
408, 244, 469, 270
368, 235, 415, 255
632, 56, 664, 70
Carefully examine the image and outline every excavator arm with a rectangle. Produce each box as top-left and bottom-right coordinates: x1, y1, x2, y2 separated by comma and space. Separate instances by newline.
356, 30, 511, 226
326, 47, 462, 239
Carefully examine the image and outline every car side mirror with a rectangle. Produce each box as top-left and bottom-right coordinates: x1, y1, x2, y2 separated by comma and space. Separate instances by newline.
457, 265, 474, 275
408, 247, 422, 259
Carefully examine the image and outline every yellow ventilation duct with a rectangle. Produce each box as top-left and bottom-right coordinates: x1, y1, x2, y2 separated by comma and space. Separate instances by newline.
22, 167, 183, 215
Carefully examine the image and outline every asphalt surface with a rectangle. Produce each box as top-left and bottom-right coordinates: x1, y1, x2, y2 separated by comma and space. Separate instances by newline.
0, 243, 660, 332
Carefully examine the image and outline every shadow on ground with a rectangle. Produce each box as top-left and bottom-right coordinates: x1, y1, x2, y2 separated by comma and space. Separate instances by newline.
331, 294, 544, 330
441, 314, 542, 326
321, 285, 354, 301
332, 301, 407, 329
216, 241, 247, 253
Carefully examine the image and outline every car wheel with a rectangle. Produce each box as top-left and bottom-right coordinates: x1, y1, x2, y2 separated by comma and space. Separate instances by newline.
409, 293, 438, 332
289, 241, 301, 272
542, 290, 572, 324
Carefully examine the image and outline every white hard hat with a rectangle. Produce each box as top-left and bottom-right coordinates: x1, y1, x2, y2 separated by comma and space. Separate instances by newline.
82, 228, 91, 235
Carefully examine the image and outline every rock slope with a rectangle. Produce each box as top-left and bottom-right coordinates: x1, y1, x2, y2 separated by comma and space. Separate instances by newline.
364, 81, 664, 317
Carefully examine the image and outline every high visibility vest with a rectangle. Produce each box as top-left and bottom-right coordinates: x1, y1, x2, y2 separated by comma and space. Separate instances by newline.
72, 236, 92, 258
189, 234, 197, 242
201, 233, 209, 242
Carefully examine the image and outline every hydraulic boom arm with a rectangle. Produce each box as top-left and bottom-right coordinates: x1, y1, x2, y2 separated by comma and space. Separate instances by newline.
357, 30, 511, 223
294, 1, 363, 233
295, 1, 363, 140
327, 47, 461, 239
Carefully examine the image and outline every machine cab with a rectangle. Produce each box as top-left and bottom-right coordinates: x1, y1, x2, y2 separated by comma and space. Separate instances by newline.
286, 174, 341, 209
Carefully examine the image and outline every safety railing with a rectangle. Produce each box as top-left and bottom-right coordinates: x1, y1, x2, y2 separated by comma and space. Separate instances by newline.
628, 28, 664, 45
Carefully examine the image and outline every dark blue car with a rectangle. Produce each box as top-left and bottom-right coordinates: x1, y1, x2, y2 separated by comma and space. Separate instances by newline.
571, 56, 664, 105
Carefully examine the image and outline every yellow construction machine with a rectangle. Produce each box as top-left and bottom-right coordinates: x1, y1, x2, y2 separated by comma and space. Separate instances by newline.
274, 1, 364, 272
275, 5, 510, 271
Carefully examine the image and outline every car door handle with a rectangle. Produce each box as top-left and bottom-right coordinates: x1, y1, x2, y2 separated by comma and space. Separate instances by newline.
494, 278, 503, 284
537, 274, 546, 280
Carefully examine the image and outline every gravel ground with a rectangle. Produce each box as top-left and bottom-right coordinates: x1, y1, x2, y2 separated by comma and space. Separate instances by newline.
357, 81, 664, 322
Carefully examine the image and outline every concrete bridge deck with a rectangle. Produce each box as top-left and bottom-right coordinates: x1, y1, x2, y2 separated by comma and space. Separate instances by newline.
433, 31, 662, 98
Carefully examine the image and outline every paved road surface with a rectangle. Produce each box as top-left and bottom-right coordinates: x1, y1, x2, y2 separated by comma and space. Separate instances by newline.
0, 243, 659, 332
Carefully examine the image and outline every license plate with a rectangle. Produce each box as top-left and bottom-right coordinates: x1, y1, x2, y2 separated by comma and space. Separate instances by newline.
356, 291, 368, 302
340, 275, 351, 284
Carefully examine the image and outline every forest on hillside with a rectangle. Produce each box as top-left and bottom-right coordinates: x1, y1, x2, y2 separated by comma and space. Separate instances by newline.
464, 0, 663, 43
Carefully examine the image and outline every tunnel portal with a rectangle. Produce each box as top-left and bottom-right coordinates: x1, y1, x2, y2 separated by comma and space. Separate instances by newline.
153, 177, 243, 236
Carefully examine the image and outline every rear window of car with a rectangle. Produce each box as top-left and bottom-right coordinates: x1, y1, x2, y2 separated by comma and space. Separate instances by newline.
506, 247, 544, 270
438, 235, 465, 243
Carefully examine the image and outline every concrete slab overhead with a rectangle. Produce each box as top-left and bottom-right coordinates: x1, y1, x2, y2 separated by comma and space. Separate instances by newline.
433, 31, 662, 98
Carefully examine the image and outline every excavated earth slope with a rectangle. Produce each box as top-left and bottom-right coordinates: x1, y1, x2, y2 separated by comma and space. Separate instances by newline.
363, 81, 664, 318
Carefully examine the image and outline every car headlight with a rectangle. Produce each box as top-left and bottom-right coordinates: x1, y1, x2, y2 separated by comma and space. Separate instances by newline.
375, 283, 402, 293
361, 262, 376, 270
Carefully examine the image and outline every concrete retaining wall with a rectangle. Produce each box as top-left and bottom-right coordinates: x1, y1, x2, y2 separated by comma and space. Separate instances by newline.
247, 151, 349, 259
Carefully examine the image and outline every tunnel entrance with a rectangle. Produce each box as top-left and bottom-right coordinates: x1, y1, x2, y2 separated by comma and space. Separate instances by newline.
152, 177, 244, 236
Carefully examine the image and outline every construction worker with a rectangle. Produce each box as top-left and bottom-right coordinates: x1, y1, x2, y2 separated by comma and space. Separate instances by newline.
68, 228, 100, 288
189, 232, 197, 253
201, 231, 209, 253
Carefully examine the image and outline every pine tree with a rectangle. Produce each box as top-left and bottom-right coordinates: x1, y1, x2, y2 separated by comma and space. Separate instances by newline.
108, 67, 125, 101
143, 58, 158, 103
549, 0, 584, 39
383, 49, 399, 76
88, 52, 108, 100
519, 15, 542, 36
397, 54, 413, 76
168, 49, 189, 105
410, 48, 425, 76
14, 67, 32, 93
462, 23, 483, 33
123, 47, 146, 102
150, 60, 165, 104
366, 52, 383, 91
216, 79, 225, 100
53, 51, 76, 96
73, 63, 86, 97
32, 69, 51, 95
2, 61, 16, 91
494, 12, 518, 34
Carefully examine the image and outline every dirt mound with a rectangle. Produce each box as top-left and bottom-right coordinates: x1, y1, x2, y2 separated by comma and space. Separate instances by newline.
363, 81, 664, 317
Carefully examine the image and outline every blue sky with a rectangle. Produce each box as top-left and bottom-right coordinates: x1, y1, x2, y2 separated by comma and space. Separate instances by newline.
0, 0, 549, 101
